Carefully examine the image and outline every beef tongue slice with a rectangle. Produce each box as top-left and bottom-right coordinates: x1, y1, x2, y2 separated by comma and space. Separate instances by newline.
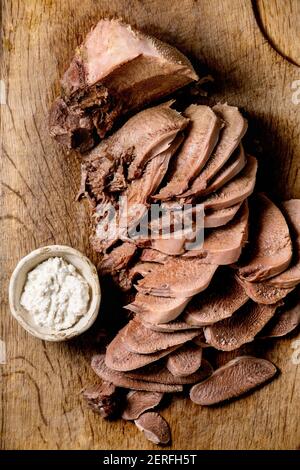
204, 301, 278, 351
153, 105, 222, 200
237, 193, 293, 282
267, 200, 300, 288
181, 104, 247, 198
49, 19, 197, 152
204, 203, 242, 228
183, 270, 249, 326
236, 275, 294, 304
136, 258, 218, 297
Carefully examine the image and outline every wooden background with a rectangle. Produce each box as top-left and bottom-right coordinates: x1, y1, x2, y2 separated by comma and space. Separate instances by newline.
1, 0, 299, 450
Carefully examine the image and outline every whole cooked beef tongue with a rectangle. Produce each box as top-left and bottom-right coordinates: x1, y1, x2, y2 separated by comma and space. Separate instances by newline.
122, 319, 199, 354
183, 270, 249, 326
204, 301, 278, 351
183, 201, 249, 264
81, 101, 188, 202
200, 155, 257, 210
49, 19, 198, 152
166, 343, 203, 377
125, 292, 190, 324
122, 391, 164, 420
237, 193, 293, 282
189, 356, 277, 405
267, 199, 300, 288
181, 103, 248, 198
91, 354, 183, 392
153, 105, 222, 200
105, 326, 181, 371
126, 359, 212, 384
136, 258, 218, 298
235, 275, 294, 305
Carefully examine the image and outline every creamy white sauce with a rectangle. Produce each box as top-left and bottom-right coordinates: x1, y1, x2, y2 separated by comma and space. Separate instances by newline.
20, 257, 90, 331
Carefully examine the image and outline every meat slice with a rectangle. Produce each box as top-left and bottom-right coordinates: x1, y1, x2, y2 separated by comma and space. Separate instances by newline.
183, 270, 249, 326
260, 291, 300, 338
122, 319, 199, 354
140, 317, 200, 332
140, 249, 169, 264
136, 258, 218, 297
153, 105, 222, 200
125, 292, 190, 324
204, 301, 278, 351
135, 412, 171, 445
267, 200, 300, 288
82, 382, 120, 418
237, 194, 293, 282
105, 326, 180, 371
122, 391, 164, 420
204, 203, 242, 228
81, 102, 188, 202
179, 104, 247, 198
49, 19, 197, 152
92, 355, 183, 392
200, 144, 247, 197
166, 343, 203, 377
99, 242, 137, 274
201, 155, 257, 210
236, 276, 293, 304
183, 201, 249, 265
126, 359, 212, 384
189, 356, 277, 405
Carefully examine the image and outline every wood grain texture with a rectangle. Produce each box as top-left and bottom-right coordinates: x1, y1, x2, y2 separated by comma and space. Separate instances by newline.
1, 0, 299, 450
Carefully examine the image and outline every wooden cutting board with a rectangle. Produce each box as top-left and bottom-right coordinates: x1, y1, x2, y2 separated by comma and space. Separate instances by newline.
1, 0, 299, 450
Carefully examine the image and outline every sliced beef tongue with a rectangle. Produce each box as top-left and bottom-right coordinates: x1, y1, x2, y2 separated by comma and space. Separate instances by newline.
236, 276, 294, 305
183, 201, 249, 265
122, 391, 164, 420
125, 292, 190, 324
99, 242, 137, 274
204, 301, 278, 351
237, 193, 293, 282
153, 105, 222, 200
139, 316, 200, 332
266, 200, 300, 288
183, 270, 249, 326
81, 101, 188, 203
259, 289, 300, 338
204, 203, 242, 228
49, 19, 197, 152
181, 103, 247, 198
166, 343, 203, 377
136, 258, 218, 298
122, 319, 199, 354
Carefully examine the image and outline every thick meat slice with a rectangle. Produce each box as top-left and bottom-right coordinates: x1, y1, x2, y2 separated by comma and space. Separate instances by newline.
140, 317, 200, 332
204, 203, 242, 228
49, 19, 197, 152
200, 144, 247, 196
92, 355, 183, 392
126, 359, 212, 384
236, 276, 293, 304
267, 200, 300, 288
204, 301, 278, 351
237, 194, 293, 282
82, 382, 120, 418
201, 156, 257, 210
122, 319, 199, 354
136, 258, 218, 298
105, 326, 180, 371
81, 102, 188, 202
125, 292, 190, 324
122, 391, 164, 420
183, 270, 249, 326
153, 105, 222, 200
183, 201, 249, 265
166, 343, 203, 377
260, 290, 300, 337
135, 412, 171, 445
181, 103, 248, 197
189, 356, 277, 405
99, 242, 137, 274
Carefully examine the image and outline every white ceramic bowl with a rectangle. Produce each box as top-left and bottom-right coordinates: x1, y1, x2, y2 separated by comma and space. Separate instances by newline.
9, 245, 101, 341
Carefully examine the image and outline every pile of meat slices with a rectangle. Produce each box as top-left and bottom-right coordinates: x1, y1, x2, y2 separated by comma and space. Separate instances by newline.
50, 19, 300, 446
